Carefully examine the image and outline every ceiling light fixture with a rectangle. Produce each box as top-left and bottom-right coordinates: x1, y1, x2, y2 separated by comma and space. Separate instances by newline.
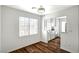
37, 6, 45, 13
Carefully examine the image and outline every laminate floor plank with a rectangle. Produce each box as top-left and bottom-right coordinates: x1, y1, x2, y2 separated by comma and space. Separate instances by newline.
10, 37, 69, 53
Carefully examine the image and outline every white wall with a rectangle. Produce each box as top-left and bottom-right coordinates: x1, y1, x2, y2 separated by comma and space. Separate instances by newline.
47, 6, 79, 53
60, 6, 79, 53
78, 6, 79, 53
41, 17, 48, 43
0, 6, 2, 52
1, 6, 42, 53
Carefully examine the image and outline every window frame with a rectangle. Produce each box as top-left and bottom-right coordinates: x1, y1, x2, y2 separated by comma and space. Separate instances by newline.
19, 16, 38, 37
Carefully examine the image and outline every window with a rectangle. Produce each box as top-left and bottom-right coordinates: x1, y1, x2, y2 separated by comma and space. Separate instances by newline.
19, 17, 38, 37
47, 19, 51, 31
30, 18, 38, 35
60, 16, 67, 32
56, 16, 67, 33
19, 17, 29, 36
61, 21, 66, 32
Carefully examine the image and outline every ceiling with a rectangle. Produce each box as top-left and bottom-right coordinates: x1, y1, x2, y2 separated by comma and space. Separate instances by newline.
6, 5, 74, 15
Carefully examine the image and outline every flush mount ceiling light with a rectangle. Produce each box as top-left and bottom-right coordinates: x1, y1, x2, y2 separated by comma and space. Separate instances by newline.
37, 6, 45, 13
32, 5, 45, 14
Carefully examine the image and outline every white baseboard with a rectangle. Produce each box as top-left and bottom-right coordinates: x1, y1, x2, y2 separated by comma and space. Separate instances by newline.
7, 40, 41, 53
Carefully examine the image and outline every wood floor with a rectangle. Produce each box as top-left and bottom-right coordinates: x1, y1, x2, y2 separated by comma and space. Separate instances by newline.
10, 37, 69, 53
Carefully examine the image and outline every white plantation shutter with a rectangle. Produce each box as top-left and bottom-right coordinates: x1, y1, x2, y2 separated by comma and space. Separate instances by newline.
19, 17, 38, 37
24, 17, 29, 35
19, 17, 25, 36
30, 18, 38, 35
